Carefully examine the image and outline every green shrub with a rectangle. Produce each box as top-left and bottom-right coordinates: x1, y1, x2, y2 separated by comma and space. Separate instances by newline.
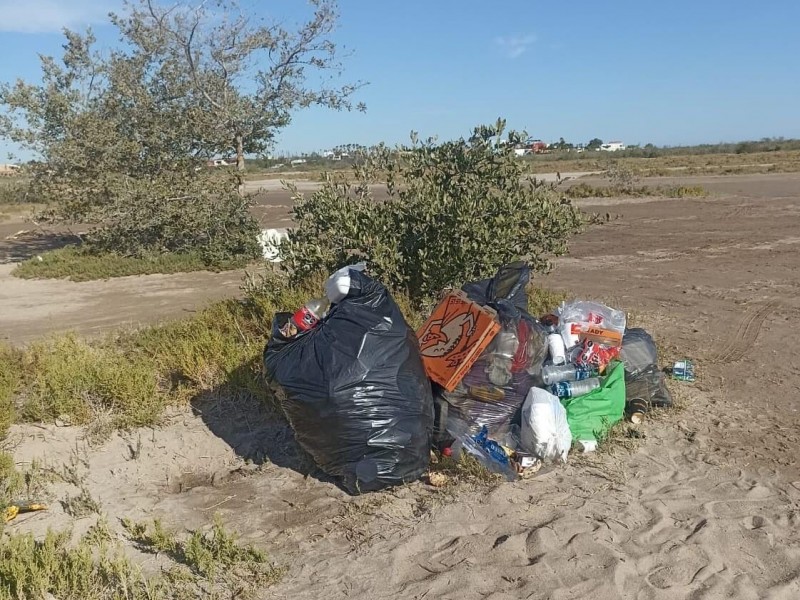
279, 120, 584, 306
0, 345, 20, 438
0, 178, 30, 204
662, 185, 708, 198
80, 171, 261, 264
12, 246, 250, 282
0, 517, 283, 599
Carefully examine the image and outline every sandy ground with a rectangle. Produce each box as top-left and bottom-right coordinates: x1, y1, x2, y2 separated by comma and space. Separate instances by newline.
0, 264, 245, 344
4, 172, 800, 599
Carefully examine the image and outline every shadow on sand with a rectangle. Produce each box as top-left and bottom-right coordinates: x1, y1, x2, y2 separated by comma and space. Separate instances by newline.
0, 230, 81, 263
189, 362, 340, 488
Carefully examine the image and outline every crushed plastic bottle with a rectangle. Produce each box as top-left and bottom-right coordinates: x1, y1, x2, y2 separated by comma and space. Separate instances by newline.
550, 377, 602, 399
541, 364, 598, 386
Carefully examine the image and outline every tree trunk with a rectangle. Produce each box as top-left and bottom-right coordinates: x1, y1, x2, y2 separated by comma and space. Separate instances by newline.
236, 134, 245, 171
235, 134, 245, 196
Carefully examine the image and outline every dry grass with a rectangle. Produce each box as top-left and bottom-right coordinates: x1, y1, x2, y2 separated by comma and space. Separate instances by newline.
565, 182, 708, 199
524, 149, 800, 177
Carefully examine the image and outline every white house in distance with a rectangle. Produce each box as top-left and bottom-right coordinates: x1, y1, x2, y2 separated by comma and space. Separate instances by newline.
600, 141, 626, 152
0, 163, 21, 175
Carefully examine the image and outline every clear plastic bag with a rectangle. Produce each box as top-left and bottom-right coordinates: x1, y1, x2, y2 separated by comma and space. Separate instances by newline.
447, 417, 518, 481
558, 300, 626, 349
620, 328, 672, 410
440, 314, 548, 436
437, 263, 549, 436
626, 365, 673, 408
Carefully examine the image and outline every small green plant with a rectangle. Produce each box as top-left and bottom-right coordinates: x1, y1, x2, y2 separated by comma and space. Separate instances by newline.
0, 451, 23, 515
662, 185, 708, 198
0, 528, 161, 600
604, 160, 640, 192
61, 487, 102, 518
122, 516, 284, 594
1, 516, 284, 599
183, 516, 270, 579
1, 454, 52, 523
280, 119, 584, 306
81, 517, 115, 547
565, 182, 708, 199
123, 517, 179, 554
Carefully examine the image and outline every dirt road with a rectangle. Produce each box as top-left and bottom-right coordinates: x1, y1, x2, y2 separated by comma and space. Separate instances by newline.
6, 172, 800, 598
0, 264, 244, 344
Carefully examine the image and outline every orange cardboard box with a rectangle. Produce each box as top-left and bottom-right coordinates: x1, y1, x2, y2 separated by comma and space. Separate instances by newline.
417, 291, 501, 392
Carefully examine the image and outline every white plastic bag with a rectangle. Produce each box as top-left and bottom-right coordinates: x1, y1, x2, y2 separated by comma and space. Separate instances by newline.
521, 388, 572, 462
257, 228, 288, 262
325, 262, 367, 304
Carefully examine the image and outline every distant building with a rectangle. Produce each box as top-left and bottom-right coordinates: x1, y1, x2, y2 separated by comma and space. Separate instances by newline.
206, 158, 233, 167
600, 141, 626, 152
0, 163, 21, 175
513, 139, 548, 157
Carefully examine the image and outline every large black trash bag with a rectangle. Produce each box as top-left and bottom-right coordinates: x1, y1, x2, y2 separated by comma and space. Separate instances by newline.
620, 328, 673, 408
438, 262, 548, 438
264, 270, 433, 494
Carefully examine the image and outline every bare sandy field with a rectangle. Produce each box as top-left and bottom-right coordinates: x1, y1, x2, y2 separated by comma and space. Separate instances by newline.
4, 172, 800, 599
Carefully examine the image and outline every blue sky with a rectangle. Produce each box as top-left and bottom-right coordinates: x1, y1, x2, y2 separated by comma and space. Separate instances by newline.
2, 0, 799, 158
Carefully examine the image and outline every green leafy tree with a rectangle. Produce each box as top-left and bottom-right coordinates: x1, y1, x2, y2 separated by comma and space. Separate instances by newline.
279, 120, 584, 306
0, 29, 257, 262
113, 0, 365, 171
0, 1, 363, 261
552, 136, 574, 151
586, 138, 603, 151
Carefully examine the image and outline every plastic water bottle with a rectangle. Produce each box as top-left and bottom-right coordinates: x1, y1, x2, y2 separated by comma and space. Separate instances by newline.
550, 377, 601, 398
290, 297, 330, 332
541, 364, 597, 386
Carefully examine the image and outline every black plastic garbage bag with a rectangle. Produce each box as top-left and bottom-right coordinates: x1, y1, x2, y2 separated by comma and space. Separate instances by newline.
620, 328, 659, 377
620, 328, 672, 409
438, 263, 548, 438
626, 365, 673, 408
264, 271, 434, 494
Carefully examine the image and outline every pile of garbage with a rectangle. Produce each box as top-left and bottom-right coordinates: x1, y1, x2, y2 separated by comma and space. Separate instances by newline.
264, 262, 675, 494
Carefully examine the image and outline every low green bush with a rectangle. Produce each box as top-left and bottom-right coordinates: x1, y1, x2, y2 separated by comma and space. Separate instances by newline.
279, 120, 584, 307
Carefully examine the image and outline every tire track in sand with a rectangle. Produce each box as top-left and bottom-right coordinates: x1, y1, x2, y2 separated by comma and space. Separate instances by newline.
710, 300, 777, 364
